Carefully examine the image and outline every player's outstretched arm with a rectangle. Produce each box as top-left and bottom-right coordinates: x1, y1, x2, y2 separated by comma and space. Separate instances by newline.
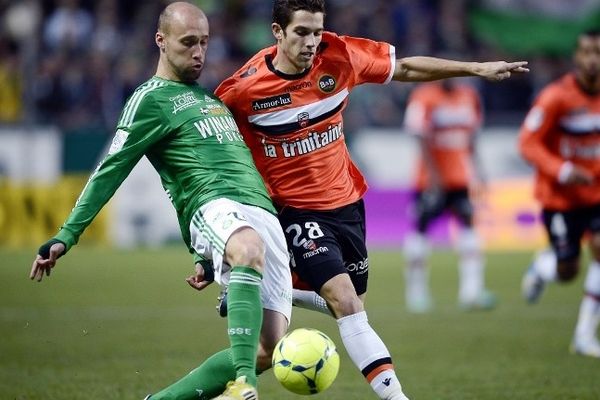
30, 239, 66, 282
393, 56, 529, 82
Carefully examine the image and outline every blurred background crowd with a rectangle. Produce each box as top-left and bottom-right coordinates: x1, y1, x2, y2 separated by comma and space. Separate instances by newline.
2, 0, 599, 139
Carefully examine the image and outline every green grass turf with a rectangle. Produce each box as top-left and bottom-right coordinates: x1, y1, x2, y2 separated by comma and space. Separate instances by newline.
1, 247, 599, 399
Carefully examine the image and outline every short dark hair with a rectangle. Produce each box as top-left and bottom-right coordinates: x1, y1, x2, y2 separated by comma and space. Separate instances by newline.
272, 0, 325, 31
581, 29, 600, 39
576, 29, 600, 50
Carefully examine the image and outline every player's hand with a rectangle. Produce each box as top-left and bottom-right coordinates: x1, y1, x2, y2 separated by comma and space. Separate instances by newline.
186, 262, 214, 291
469, 179, 488, 204
564, 165, 594, 185
30, 241, 66, 282
476, 61, 529, 81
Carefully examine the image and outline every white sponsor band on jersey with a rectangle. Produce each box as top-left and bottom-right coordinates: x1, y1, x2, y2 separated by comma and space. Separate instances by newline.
248, 88, 349, 127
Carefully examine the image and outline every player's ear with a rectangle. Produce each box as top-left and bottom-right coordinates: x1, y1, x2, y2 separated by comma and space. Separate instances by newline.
272, 23, 283, 41
156, 32, 166, 51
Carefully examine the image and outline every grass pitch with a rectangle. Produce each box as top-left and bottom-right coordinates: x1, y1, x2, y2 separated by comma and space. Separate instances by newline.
1, 247, 598, 399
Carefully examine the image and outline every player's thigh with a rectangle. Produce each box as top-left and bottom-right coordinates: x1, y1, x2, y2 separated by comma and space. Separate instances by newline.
242, 204, 293, 324
448, 189, 473, 226
189, 198, 259, 285
585, 204, 600, 261
277, 206, 346, 294
415, 190, 447, 226
542, 208, 586, 262
336, 199, 369, 296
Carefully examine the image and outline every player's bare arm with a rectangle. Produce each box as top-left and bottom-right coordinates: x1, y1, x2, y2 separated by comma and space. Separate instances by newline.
393, 57, 529, 82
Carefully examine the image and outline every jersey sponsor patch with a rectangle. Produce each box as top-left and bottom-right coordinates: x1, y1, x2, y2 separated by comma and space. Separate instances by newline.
108, 129, 129, 155
318, 75, 336, 93
170, 91, 202, 114
252, 93, 292, 111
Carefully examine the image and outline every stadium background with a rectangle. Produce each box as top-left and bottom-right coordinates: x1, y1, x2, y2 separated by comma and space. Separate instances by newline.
2, 1, 600, 400
1, 0, 600, 252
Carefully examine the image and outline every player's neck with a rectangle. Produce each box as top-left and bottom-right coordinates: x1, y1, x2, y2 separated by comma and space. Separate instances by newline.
272, 53, 306, 75
575, 71, 600, 94
155, 61, 191, 83
155, 66, 178, 82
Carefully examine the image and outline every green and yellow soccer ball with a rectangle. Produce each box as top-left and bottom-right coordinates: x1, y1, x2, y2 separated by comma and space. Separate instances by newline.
272, 328, 340, 395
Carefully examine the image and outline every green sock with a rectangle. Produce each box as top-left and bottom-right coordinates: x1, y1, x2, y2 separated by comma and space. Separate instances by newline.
227, 266, 263, 387
149, 349, 235, 400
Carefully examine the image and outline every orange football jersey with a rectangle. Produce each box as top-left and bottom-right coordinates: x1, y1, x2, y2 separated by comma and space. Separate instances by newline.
404, 82, 482, 190
519, 73, 600, 210
215, 32, 395, 210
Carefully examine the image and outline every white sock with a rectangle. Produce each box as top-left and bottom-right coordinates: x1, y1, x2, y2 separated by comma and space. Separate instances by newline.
403, 233, 430, 303
584, 261, 600, 295
532, 249, 557, 282
575, 296, 600, 342
575, 261, 600, 341
291, 289, 331, 316
337, 311, 407, 400
457, 228, 484, 303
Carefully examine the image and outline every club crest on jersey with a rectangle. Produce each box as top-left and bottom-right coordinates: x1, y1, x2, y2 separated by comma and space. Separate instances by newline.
252, 93, 292, 111
240, 66, 258, 78
297, 112, 310, 128
302, 239, 317, 251
318, 75, 336, 93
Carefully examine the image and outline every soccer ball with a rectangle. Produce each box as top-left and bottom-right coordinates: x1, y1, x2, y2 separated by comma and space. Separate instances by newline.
272, 328, 340, 395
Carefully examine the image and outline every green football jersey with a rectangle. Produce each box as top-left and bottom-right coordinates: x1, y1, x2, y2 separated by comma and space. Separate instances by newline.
54, 76, 275, 252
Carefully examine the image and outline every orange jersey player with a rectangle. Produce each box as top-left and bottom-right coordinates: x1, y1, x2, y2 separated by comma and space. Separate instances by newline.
405, 80, 482, 191
519, 29, 600, 358
216, 1, 528, 399
402, 80, 494, 314
217, 31, 393, 210
520, 74, 600, 210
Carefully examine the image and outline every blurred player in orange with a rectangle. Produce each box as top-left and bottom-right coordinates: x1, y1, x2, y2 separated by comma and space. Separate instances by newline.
520, 29, 600, 358
216, 1, 527, 398
402, 79, 495, 313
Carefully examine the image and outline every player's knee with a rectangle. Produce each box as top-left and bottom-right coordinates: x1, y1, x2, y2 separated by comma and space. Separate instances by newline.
227, 229, 266, 271
326, 294, 363, 318
557, 260, 579, 282
234, 242, 265, 272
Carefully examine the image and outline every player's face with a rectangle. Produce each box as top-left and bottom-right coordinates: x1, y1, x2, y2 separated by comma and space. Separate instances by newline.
574, 35, 600, 86
276, 11, 324, 74
161, 14, 209, 82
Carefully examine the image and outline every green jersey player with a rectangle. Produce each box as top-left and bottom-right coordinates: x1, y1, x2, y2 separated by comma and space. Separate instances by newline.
29, 3, 292, 399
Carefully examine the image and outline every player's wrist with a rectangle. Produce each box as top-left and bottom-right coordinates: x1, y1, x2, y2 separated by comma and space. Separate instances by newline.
38, 238, 66, 259
558, 161, 574, 183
